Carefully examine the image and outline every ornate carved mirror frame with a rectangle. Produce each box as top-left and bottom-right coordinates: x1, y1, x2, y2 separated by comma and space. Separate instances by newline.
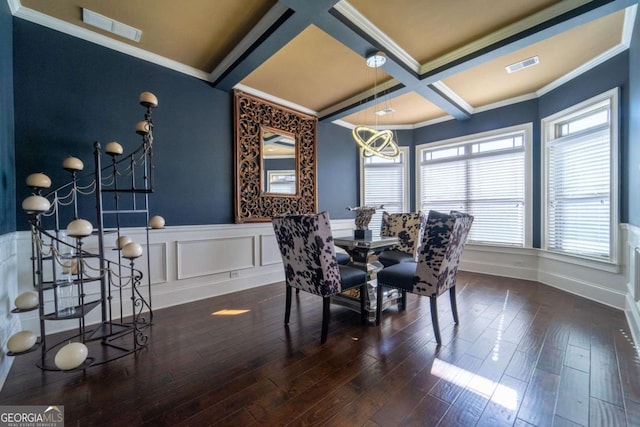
234, 90, 318, 223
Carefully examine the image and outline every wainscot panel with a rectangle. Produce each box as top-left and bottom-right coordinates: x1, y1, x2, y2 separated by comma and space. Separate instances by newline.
177, 236, 255, 279
623, 224, 640, 348
260, 234, 281, 266
0, 232, 19, 391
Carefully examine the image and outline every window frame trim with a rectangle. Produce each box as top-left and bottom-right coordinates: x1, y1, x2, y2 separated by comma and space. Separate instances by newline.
415, 123, 533, 248
541, 87, 619, 264
359, 145, 411, 213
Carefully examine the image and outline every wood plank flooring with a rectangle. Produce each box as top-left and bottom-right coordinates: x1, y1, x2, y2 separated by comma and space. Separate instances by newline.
2, 272, 640, 426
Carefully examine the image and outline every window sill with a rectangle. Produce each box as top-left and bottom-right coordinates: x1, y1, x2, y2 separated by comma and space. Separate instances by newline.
537, 250, 620, 273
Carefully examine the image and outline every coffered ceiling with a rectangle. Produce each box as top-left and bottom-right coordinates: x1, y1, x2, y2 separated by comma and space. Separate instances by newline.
10, 0, 637, 128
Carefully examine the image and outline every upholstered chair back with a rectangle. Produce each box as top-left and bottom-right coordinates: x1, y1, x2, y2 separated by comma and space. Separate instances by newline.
414, 210, 474, 297
272, 211, 342, 296
379, 211, 427, 260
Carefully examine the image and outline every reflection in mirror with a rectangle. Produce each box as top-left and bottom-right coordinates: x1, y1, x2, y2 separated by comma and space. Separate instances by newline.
262, 127, 296, 194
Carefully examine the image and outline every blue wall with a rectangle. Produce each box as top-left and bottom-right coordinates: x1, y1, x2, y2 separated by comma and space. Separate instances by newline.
12, 19, 359, 230
9, 16, 637, 234
0, 1, 15, 235
317, 121, 359, 220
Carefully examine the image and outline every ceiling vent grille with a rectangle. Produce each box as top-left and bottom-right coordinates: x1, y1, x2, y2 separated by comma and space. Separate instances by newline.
82, 8, 142, 42
505, 56, 539, 74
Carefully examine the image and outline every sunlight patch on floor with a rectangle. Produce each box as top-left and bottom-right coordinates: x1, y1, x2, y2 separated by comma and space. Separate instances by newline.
212, 309, 251, 316
431, 358, 518, 411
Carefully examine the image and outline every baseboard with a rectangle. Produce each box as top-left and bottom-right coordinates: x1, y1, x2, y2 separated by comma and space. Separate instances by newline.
538, 270, 627, 310
625, 293, 640, 351
461, 261, 538, 281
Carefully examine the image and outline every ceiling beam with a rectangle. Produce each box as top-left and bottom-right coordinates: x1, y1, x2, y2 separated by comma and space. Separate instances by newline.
213, 0, 635, 124
319, 0, 635, 123
211, 0, 341, 91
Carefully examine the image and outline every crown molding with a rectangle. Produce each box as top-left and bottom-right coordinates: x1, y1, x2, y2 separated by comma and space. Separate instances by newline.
419, 0, 592, 76
430, 81, 473, 114
233, 84, 318, 117
622, 4, 638, 47
537, 42, 628, 97
11, 3, 211, 82
333, 1, 420, 73
7, 0, 20, 14
473, 93, 538, 114
209, 2, 290, 83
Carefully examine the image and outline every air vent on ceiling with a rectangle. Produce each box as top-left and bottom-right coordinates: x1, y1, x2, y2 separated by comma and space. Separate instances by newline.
505, 56, 539, 74
82, 8, 142, 42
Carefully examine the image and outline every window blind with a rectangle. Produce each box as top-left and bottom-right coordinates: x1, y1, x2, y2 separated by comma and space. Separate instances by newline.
362, 149, 408, 234
546, 127, 610, 258
419, 132, 526, 246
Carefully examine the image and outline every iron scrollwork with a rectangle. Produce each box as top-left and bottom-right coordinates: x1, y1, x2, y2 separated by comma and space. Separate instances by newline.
234, 90, 318, 223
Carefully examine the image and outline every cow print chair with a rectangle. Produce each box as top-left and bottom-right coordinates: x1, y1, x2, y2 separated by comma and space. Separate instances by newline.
378, 211, 427, 268
272, 211, 367, 344
376, 210, 473, 344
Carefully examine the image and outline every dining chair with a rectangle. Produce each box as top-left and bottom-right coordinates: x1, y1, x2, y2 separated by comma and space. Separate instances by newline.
272, 211, 367, 344
378, 211, 427, 268
376, 210, 474, 344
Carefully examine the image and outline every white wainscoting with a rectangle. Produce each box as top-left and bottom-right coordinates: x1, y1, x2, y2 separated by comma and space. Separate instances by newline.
12, 220, 356, 335
9, 220, 639, 353
0, 232, 19, 391
623, 224, 640, 348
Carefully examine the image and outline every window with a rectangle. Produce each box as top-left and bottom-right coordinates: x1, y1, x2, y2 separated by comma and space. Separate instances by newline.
417, 124, 532, 247
360, 146, 410, 234
266, 170, 295, 194
542, 88, 618, 262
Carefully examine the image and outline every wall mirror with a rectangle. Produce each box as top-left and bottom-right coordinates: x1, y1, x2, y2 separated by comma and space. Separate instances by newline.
234, 90, 317, 223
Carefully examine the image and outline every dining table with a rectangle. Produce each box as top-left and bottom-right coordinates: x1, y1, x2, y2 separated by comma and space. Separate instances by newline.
332, 235, 402, 323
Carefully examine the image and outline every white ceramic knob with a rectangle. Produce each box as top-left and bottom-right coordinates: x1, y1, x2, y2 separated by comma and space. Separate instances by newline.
139, 91, 158, 108
67, 219, 93, 238
7, 330, 37, 353
22, 195, 51, 212
116, 235, 133, 249
26, 173, 51, 188
54, 342, 88, 370
63, 156, 84, 171
15, 291, 39, 310
149, 215, 165, 229
135, 121, 150, 135
122, 242, 143, 259
105, 141, 123, 155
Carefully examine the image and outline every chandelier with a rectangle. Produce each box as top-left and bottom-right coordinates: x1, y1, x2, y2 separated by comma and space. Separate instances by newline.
352, 51, 400, 159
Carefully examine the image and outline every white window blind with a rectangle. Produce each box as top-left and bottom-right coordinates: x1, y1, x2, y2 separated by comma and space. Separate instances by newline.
361, 147, 409, 234
418, 127, 529, 246
543, 90, 617, 261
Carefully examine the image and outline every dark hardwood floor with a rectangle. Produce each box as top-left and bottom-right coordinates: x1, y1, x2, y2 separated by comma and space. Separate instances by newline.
2, 271, 640, 426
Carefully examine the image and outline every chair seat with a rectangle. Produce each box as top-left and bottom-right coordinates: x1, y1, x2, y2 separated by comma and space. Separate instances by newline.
378, 249, 414, 267
339, 265, 367, 289
376, 261, 417, 292
336, 252, 350, 265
